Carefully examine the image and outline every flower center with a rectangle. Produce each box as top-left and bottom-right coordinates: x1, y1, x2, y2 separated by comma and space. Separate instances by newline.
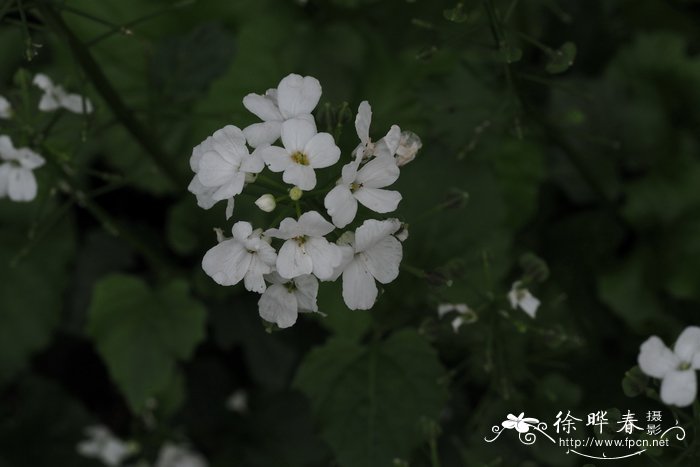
294, 235, 307, 246
679, 361, 691, 371
290, 151, 310, 166
285, 281, 297, 293
350, 182, 363, 192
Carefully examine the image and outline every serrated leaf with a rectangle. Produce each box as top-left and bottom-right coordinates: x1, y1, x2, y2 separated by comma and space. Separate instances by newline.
87, 274, 206, 412
546, 42, 576, 74
294, 330, 447, 467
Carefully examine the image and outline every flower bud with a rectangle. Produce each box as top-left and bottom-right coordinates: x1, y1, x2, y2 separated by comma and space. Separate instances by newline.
255, 194, 276, 212
289, 186, 303, 201
395, 130, 422, 167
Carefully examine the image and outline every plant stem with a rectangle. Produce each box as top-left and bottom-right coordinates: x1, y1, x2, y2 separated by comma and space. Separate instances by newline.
35, 2, 185, 187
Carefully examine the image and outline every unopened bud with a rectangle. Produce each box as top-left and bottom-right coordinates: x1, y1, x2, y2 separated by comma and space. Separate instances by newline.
395, 223, 409, 242
289, 186, 303, 201
395, 131, 422, 167
255, 194, 276, 212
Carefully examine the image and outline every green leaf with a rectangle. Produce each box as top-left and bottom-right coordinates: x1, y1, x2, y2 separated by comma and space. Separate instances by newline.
87, 274, 206, 412
546, 42, 576, 74
294, 330, 447, 467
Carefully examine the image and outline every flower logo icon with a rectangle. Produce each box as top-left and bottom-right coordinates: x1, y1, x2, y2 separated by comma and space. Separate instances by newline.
502, 413, 540, 433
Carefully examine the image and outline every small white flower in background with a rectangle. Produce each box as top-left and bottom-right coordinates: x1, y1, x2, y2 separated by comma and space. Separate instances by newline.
0, 135, 45, 202
507, 281, 540, 318
155, 443, 207, 467
190, 125, 264, 219
77, 425, 135, 466
258, 272, 319, 328
354, 101, 401, 160
324, 153, 401, 228
242, 74, 321, 148
202, 221, 277, 293
395, 130, 422, 167
638, 326, 700, 407
0, 95, 11, 119
437, 303, 477, 332
265, 211, 341, 280
255, 193, 276, 212
333, 218, 403, 310
259, 118, 340, 190
33, 73, 93, 114
225, 389, 248, 413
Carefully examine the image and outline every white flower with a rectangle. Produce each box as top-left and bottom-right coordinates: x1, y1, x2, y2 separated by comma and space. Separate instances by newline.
77, 425, 134, 466
324, 154, 401, 228
501, 413, 540, 433
437, 303, 477, 332
242, 74, 321, 148
354, 100, 401, 160
188, 125, 264, 219
255, 193, 276, 212
258, 272, 319, 328
155, 443, 207, 467
0, 135, 45, 202
0, 95, 11, 119
508, 281, 540, 318
638, 326, 700, 407
395, 130, 422, 167
333, 218, 403, 310
258, 118, 340, 190
33, 74, 93, 114
202, 221, 277, 293
225, 389, 248, 413
265, 211, 341, 280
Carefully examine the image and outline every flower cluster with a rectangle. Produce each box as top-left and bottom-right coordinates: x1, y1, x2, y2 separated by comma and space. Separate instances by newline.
637, 326, 700, 407
189, 73, 421, 328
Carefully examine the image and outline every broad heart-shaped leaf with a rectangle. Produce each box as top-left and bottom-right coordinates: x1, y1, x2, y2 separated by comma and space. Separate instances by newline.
294, 330, 447, 467
87, 275, 206, 412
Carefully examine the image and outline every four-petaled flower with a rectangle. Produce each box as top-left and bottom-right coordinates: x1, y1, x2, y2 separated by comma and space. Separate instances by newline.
354, 100, 401, 160
502, 413, 539, 433
638, 326, 700, 407
0, 135, 45, 202
258, 273, 319, 329
324, 154, 402, 228
265, 211, 342, 280
259, 118, 340, 190
243, 74, 321, 148
333, 218, 403, 310
33, 73, 93, 114
202, 221, 277, 293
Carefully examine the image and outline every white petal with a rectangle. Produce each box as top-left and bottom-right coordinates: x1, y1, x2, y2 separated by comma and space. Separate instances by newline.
190, 136, 213, 171
354, 218, 401, 253
362, 235, 402, 284
673, 326, 700, 363
283, 164, 316, 190
304, 132, 340, 168
638, 336, 679, 379
16, 149, 44, 170
8, 167, 37, 202
259, 145, 293, 172
518, 292, 540, 318
356, 155, 400, 188
276, 74, 322, 119
341, 158, 361, 185
243, 92, 283, 122
324, 184, 358, 228
32, 73, 53, 91
0, 135, 16, 160
225, 197, 235, 219
277, 240, 313, 278
0, 96, 11, 119
0, 163, 10, 197
355, 101, 372, 144
354, 187, 401, 213
342, 257, 378, 310
241, 149, 265, 174
660, 370, 697, 407
281, 118, 317, 153
38, 94, 61, 112
374, 124, 401, 158
243, 121, 282, 148
258, 284, 298, 328
60, 93, 93, 114
197, 151, 237, 187
266, 217, 301, 240
212, 125, 247, 157
202, 239, 252, 286
297, 210, 336, 236
305, 237, 342, 280
329, 243, 354, 281
188, 176, 217, 209
212, 172, 246, 200
231, 221, 253, 240
293, 274, 319, 312
244, 255, 272, 293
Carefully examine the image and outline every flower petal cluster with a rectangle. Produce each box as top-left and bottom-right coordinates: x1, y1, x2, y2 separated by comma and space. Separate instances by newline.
77, 425, 135, 466
33, 73, 93, 114
508, 281, 540, 318
0, 135, 45, 202
190, 74, 422, 327
638, 326, 700, 407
